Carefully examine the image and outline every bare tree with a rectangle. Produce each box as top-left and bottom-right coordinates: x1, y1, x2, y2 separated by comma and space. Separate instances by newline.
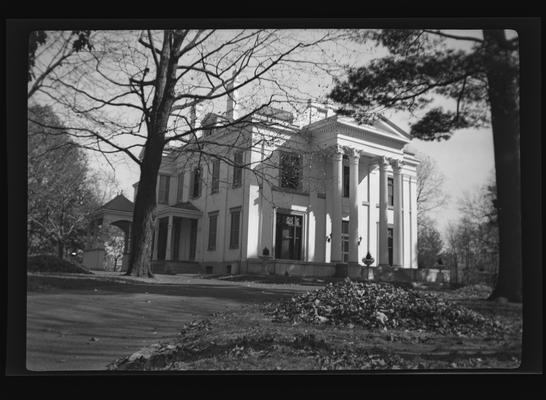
444, 176, 499, 285
28, 30, 92, 99
414, 151, 448, 227
29, 29, 344, 277
104, 225, 125, 272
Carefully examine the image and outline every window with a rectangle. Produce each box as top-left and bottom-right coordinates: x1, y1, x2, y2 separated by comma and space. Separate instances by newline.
279, 152, 302, 190
233, 151, 243, 188
211, 159, 220, 194
158, 175, 170, 204
208, 212, 218, 251
342, 220, 349, 263
191, 167, 201, 199
229, 208, 241, 249
176, 173, 184, 202
388, 177, 394, 206
275, 213, 303, 260
343, 165, 350, 198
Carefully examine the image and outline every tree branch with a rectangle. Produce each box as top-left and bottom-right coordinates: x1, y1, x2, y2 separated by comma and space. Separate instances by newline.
422, 30, 484, 43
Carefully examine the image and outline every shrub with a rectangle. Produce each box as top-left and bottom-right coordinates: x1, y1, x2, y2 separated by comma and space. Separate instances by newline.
27, 254, 93, 274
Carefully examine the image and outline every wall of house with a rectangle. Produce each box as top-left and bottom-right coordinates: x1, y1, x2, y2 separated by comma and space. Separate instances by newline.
245, 123, 310, 261
245, 259, 336, 277
145, 111, 419, 274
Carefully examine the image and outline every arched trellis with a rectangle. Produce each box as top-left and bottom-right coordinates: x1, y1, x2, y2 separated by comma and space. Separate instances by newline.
82, 194, 133, 271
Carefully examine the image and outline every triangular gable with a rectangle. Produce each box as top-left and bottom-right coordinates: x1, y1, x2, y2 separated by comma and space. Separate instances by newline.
373, 115, 413, 140
99, 194, 134, 213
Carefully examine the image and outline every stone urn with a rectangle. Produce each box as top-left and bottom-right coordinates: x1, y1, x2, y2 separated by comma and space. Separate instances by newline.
362, 252, 375, 267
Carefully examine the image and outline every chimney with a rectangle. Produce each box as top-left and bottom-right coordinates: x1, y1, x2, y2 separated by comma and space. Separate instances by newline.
226, 72, 239, 121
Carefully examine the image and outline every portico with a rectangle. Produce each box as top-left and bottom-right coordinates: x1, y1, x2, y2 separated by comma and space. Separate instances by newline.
327, 146, 407, 268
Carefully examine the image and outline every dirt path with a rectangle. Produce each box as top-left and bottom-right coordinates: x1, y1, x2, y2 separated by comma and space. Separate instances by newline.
26, 273, 315, 371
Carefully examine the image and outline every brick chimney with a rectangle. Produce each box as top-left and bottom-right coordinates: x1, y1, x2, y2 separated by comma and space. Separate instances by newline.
225, 72, 239, 121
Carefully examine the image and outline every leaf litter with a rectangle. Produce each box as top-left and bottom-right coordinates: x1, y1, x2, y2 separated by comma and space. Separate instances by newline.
265, 278, 512, 337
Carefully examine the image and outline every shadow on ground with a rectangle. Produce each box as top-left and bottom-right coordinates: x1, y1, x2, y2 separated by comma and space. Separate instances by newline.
27, 274, 306, 304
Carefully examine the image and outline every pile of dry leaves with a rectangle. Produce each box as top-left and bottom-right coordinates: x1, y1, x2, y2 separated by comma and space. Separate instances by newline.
266, 278, 503, 336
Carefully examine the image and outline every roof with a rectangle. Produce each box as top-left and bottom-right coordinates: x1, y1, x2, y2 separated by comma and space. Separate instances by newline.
256, 106, 294, 123
99, 194, 134, 213
171, 202, 200, 212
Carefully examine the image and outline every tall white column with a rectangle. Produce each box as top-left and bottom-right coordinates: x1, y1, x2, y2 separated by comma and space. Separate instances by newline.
378, 156, 390, 266
330, 147, 344, 263
392, 160, 404, 267
348, 149, 360, 264
165, 215, 173, 261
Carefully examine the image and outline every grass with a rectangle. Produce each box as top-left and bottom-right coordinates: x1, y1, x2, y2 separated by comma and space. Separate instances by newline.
109, 282, 522, 371
26, 271, 521, 371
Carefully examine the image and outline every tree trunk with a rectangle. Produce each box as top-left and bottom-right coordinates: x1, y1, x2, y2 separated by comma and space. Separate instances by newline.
125, 31, 181, 277
482, 30, 522, 303
125, 136, 164, 277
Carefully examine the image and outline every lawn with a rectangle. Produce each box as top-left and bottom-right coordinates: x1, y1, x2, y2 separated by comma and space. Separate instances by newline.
26, 271, 522, 371
26, 272, 317, 371
107, 279, 522, 371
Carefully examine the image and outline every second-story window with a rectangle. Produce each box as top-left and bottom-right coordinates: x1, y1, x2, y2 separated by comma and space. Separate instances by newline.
232, 151, 243, 188
191, 167, 201, 199
388, 177, 394, 207
176, 173, 184, 202
279, 151, 302, 190
158, 174, 170, 204
343, 165, 350, 198
211, 159, 220, 194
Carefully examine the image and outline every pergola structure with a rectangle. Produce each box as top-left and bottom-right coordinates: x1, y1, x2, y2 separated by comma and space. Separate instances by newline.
82, 194, 133, 271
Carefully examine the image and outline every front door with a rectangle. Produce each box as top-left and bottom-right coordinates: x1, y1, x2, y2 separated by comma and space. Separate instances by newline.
275, 213, 303, 260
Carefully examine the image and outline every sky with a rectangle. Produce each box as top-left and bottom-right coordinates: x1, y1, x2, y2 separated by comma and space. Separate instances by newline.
34, 29, 496, 241
404, 126, 495, 235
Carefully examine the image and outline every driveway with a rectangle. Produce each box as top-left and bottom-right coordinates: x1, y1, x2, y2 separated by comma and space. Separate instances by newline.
26, 272, 318, 371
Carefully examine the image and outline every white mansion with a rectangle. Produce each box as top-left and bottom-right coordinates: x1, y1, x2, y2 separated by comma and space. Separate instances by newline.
83, 100, 419, 278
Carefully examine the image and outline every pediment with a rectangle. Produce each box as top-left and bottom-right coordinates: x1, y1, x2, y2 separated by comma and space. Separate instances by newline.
372, 115, 412, 141
334, 114, 411, 144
